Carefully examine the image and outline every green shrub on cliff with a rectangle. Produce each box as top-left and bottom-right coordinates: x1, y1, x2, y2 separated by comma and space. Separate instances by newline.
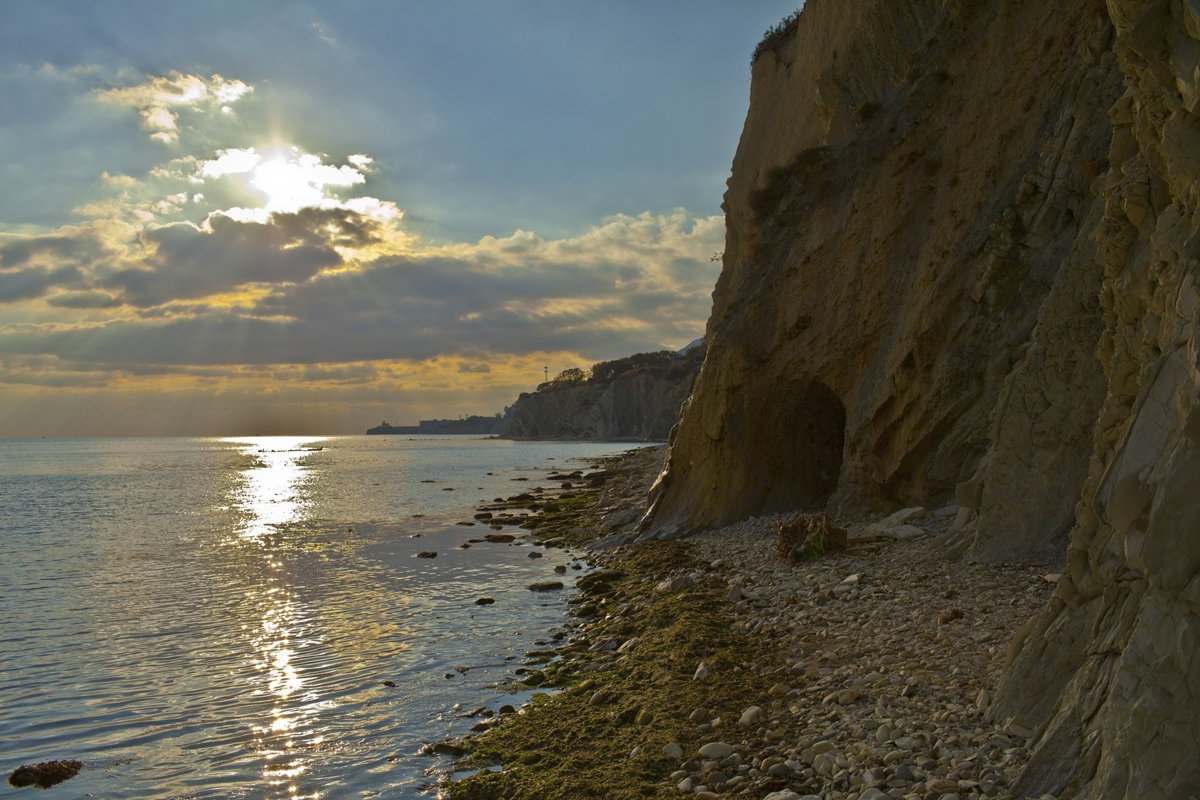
751, 8, 802, 66
588, 350, 674, 382
535, 349, 693, 392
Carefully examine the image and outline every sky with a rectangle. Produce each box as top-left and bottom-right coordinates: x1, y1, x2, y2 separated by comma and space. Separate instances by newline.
0, 1, 800, 437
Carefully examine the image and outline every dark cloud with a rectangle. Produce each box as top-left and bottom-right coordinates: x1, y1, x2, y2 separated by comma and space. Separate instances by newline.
245, 253, 670, 362
0, 232, 104, 269
101, 210, 373, 306
47, 290, 121, 308
0, 265, 83, 302
0, 210, 718, 379
0, 230, 110, 304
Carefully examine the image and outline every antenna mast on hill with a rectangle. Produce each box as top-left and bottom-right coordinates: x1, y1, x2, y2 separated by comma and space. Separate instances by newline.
544, 366, 548, 383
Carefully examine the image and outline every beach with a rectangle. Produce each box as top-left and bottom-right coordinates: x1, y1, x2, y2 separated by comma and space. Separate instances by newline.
442, 446, 1059, 800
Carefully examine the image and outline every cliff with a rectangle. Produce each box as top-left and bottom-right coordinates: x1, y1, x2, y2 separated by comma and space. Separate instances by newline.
647, 0, 1120, 538
504, 364, 696, 441
989, 3, 1200, 797
644, 0, 1200, 797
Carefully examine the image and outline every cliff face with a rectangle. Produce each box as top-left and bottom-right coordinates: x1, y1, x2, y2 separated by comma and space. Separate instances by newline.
647, 0, 1120, 544
504, 368, 694, 441
990, 2, 1200, 797
645, 0, 1200, 796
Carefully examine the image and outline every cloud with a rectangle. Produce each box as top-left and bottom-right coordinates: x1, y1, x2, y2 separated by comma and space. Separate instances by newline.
0, 264, 83, 302
0, 61, 723, 435
310, 21, 339, 48
0, 230, 108, 270
191, 146, 394, 223
47, 291, 121, 309
0, 207, 720, 374
96, 71, 253, 143
105, 210, 367, 307
199, 147, 264, 179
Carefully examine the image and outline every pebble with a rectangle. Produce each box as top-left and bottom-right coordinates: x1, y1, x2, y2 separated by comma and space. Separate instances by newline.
655, 574, 696, 593
738, 705, 764, 727
664, 510, 1058, 800
927, 778, 959, 793
499, 462, 1056, 800
697, 742, 734, 760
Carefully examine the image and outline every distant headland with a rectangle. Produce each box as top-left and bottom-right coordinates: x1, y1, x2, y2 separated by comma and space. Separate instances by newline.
367, 342, 704, 441
366, 415, 509, 436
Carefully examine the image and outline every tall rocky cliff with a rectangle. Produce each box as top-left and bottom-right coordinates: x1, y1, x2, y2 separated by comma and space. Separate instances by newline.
645, 0, 1200, 797
504, 367, 695, 441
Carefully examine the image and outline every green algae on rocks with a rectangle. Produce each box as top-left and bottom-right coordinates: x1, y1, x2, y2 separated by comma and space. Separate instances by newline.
442, 455, 784, 800
8, 759, 84, 789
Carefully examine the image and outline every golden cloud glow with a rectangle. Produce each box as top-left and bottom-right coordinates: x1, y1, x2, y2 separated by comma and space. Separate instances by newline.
0, 351, 591, 437
96, 71, 252, 143
1, 65, 723, 437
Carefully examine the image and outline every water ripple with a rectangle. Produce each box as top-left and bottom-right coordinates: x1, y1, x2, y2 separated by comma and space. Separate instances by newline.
0, 436, 639, 797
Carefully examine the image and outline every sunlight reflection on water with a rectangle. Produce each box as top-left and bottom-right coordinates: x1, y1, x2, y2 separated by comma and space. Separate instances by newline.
1, 436, 644, 798
226, 437, 329, 798
228, 436, 326, 541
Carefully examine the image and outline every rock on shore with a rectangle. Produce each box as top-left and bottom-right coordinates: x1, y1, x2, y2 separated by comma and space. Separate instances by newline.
442, 448, 1061, 800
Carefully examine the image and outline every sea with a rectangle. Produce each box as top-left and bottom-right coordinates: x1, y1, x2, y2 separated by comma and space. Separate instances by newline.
0, 435, 647, 799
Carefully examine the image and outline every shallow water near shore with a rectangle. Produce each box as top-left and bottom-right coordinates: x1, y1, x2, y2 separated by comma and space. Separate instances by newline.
0, 435, 642, 799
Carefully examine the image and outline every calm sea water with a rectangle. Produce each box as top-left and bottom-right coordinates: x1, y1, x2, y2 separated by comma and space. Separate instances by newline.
0, 436, 643, 799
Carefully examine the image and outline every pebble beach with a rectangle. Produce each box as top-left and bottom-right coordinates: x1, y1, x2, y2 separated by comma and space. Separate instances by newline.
443, 445, 1062, 800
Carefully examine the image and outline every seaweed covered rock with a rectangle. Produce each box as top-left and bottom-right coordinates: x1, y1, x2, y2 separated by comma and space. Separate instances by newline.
8, 760, 84, 789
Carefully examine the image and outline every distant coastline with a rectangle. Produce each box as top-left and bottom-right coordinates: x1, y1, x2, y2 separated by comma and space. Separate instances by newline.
368, 344, 704, 441
366, 415, 508, 436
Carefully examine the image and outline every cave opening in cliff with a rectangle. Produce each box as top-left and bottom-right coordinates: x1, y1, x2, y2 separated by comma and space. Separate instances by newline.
794, 380, 846, 506
758, 379, 846, 511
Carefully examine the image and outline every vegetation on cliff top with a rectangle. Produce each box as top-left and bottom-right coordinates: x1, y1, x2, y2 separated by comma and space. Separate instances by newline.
751, 8, 802, 66
536, 348, 701, 393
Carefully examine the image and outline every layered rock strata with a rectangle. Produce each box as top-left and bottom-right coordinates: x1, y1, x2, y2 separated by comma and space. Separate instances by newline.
643, 0, 1200, 796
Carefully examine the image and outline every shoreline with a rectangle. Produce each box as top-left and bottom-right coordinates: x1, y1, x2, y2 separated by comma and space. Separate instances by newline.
436, 446, 1059, 800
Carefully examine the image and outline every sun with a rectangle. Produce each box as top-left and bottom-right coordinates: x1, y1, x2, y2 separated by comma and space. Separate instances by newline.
248, 147, 326, 213
196, 144, 382, 224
